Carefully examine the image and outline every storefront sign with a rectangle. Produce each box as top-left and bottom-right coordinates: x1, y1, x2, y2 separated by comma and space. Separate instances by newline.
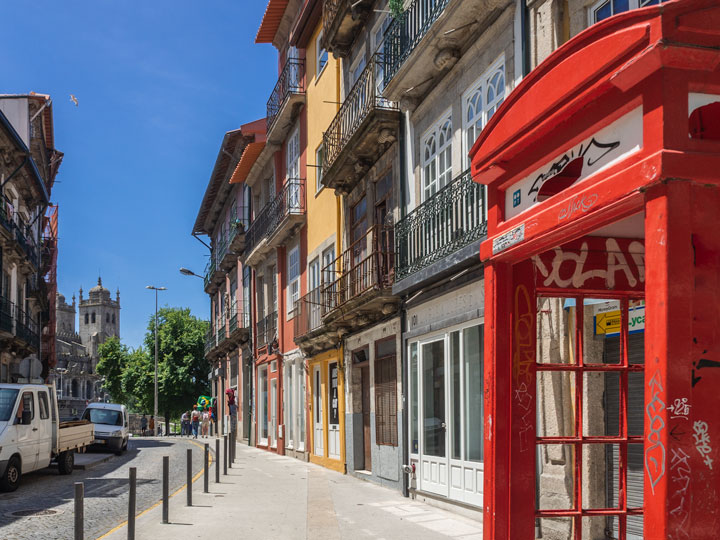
505, 107, 643, 220
492, 224, 525, 254
595, 305, 645, 336
533, 236, 645, 292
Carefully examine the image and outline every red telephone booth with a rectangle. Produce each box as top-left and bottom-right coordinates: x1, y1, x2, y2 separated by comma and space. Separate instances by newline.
470, 2, 720, 539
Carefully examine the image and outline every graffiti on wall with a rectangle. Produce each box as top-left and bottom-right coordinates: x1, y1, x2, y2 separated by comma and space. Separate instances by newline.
533, 237, 644, 291
693, 420, 714, 470
669, 447, 692, 539
667, 398, 691, 420
645, 367, 666, 494
513, 284, 534, 452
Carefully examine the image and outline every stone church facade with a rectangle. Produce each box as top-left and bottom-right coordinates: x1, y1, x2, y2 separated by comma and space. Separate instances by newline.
50, 277, 120, 418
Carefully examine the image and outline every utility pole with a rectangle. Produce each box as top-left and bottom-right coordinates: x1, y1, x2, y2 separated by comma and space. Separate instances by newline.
146, 285, 166, 435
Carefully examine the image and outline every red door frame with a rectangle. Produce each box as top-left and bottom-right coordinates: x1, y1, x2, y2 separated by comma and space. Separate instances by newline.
470, 2, 720, 538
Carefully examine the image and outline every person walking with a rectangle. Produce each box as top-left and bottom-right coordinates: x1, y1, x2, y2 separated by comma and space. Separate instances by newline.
140, 414, 148, 436
190, 405, 200, 439
149, 415, 155, 437
181, 410, 189, 436
201, 407, 210, 438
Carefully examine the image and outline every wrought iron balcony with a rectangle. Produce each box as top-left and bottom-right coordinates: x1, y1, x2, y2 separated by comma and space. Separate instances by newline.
244, 179, 306, 265
322, 0, 375, 58
228, 311, 251, 345
395, 170, 487, 282
383, 0, 450, 89
15, 306, 38, 348
228, 218, 247, 256
322, 225, 396, 321
204, 329, 215, 356
0, 296, 13, 334
294, 287, 330, 340
0, 201, 39, 270
216, 322, 226, 346
266, 58, 306, 144
203, 257, 216, 292
322, 54, 400, 194
256, 311, 277, 350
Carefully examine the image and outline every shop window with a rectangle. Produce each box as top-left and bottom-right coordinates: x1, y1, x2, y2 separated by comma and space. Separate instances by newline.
689, 101, 720, 140
375, 338, 397, 446
409, 342, 419, 454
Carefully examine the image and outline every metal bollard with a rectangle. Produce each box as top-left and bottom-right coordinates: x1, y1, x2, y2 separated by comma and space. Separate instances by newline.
210, 422, 214, 437
204, 443, 209, 493
162, 456, 169, 524
128, 467, 137, 540
215, 438, 220, 483
223, 435, 228, 476
186, 448, 192, 506
74, 482, 84, 540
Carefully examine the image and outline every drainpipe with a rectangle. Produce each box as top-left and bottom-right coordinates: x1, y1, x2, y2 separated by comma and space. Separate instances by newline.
521, 0, 531, 76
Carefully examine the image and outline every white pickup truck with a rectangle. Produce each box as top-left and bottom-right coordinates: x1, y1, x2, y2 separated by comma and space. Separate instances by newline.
0, 383, 95, 491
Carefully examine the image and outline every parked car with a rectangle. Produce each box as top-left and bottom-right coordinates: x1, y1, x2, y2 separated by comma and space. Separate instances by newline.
82, 402, 129, 455
0, 383, 95, 492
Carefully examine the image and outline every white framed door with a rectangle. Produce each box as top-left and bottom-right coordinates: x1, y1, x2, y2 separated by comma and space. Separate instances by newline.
270, 378, 277, 448
296, 362, 306, 452
313, 365, 324, 456
258, 366, 269, 446
327, 362, 340, 459
419, 338, 449, 496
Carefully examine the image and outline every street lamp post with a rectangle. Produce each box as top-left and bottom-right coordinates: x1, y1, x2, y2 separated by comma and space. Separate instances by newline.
146, 285, 167, 436
56, 367, 67, 398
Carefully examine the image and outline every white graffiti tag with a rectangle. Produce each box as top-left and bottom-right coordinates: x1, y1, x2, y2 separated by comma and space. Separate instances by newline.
667, 398, 691, 420
533, 238, 645, 289
645, 369, 666, 494
669, 447, 691, 538
693, 420, 714, 470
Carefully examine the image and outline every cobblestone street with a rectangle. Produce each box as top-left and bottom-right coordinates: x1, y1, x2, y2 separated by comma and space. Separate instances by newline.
0, 437, 207, 540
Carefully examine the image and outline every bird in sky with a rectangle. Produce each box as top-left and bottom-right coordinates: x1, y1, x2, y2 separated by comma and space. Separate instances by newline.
70, 94, 79, 106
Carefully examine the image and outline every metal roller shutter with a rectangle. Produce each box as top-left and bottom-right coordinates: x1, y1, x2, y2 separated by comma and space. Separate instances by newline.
604, 334, 645, 539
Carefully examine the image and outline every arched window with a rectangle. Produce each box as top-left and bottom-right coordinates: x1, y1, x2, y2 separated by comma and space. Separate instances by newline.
106, 313, 110, 323
421, 113, 453, 201
84, 313, 89, 324
485, 68, 505, 120
91, 312, 96, 323
112, 314, 116, 324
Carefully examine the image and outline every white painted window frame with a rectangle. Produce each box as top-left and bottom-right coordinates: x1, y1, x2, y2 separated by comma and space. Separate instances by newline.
421, 109, 453, 202
316, 32, 328, 78
287, 245, 300, 319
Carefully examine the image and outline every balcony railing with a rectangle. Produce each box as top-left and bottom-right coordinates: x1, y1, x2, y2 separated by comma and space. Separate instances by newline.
216, 321, 226, 345
0, 296, 13, 333
383, 0, 451, 87
0, 200, 39, 268
205, 329, 215, 356
267, 58, 305, 135
322, 0, 343, 41
395, 170, 487, 281
229, 311, 250, 334
256, 311, 277, 349
16, 305, 38, 346
323, 54, 398, 176
322, 225, 394, 311
203, 257, 216, 290
294, 287, 329, 338
245, 179, 306, 256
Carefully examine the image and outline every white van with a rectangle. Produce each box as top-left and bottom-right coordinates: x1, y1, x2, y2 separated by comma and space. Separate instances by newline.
82, 403, 129, 455
0, 384, 94, 491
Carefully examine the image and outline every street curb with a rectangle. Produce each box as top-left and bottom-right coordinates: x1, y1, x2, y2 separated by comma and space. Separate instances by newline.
49, 454, 114, 471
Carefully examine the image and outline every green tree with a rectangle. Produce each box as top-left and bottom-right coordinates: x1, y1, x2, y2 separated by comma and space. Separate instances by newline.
96, 337, 130, 403
122, 307, 210, 429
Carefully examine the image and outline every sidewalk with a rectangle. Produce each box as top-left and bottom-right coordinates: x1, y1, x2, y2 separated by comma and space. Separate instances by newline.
102, 441, 483, 540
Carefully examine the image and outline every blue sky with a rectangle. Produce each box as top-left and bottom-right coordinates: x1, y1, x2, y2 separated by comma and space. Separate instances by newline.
1, 1, 277, 349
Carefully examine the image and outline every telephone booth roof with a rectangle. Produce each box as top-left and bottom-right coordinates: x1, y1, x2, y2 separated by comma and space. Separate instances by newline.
470, 0, 720, 263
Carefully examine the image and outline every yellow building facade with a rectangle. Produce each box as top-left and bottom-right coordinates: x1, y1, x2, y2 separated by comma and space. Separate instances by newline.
295, 3, 345, 474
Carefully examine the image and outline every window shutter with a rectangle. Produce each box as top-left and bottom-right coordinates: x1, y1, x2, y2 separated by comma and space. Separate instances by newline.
374, 355, 397, 446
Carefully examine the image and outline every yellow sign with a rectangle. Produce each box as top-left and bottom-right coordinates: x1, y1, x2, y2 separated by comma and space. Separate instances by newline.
595, 310, 622, 335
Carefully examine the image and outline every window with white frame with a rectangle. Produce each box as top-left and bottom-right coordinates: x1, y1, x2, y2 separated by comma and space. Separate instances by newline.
315, 145, 324, 194
316, 32, 328, 77
350, 53, 367, 89
372, 15, 392, 98
590, 0, 662, 24
287, 246, 300, 318
463, 58, 505, 169
421, 112, 453, 201
309, 257, 320, 291
321, 244, 335, 285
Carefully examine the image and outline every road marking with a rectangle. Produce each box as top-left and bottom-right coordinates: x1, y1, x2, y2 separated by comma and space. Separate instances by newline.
96, 438, 214, 539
